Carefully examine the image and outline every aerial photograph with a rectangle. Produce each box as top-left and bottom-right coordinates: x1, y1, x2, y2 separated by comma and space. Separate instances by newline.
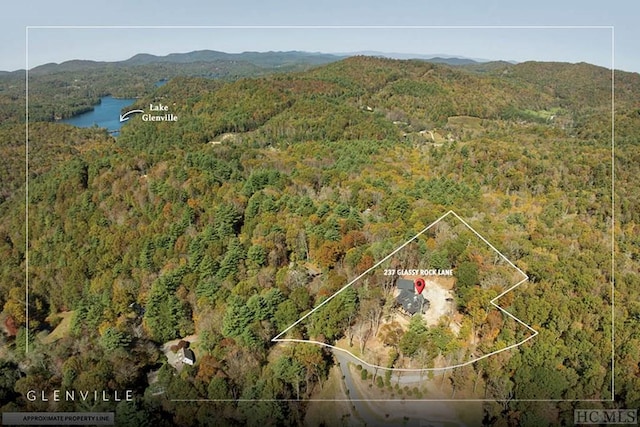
0, 12, 638, 427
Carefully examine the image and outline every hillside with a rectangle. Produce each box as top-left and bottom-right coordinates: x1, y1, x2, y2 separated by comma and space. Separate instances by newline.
121, 50, 341, 67
0, 56, 639, 425
0, 51, 342, 124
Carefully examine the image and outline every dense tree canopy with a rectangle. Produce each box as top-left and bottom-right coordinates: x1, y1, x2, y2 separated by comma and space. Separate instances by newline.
0, 55, 637, 425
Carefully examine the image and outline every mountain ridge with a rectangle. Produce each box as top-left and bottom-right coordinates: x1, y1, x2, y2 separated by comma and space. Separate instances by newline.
26, 50, 507, 73
28, 50, 344, 73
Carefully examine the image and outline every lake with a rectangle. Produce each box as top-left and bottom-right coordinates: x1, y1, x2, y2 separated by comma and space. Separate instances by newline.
61, 96, 136, 134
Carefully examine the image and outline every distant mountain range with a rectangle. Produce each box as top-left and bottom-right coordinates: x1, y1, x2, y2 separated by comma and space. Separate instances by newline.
23, 50, 509, 74
122, 50, 342, 67
336, 50, 504, 65
27, 50, 342, 74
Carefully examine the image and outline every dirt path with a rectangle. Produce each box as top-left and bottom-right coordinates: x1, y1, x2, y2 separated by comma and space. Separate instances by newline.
421, 281, 455, 326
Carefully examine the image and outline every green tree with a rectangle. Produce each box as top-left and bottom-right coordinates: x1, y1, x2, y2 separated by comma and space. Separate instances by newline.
456, 261, 479, 306
274, 300, 298, 332
207, 376, 231, 400
273, 356, 304, 399
222, 295, 260, 349
216, 238, 245, 280
399, 315, 428, 358
114, 399, 153, 427
100, 327, 131, 351
247, 244, 267, 269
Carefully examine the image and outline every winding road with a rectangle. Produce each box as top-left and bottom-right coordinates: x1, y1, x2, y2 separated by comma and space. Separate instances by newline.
334, 350, 473, 427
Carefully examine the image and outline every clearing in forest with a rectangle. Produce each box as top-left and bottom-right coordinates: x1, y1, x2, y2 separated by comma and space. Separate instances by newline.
273, 210, 536, 372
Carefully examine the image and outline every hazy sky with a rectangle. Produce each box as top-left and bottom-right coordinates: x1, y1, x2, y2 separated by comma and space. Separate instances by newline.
2, 0, 638, 73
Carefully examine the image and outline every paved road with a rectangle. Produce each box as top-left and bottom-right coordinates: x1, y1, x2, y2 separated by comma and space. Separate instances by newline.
334, 349, 474, 427
334, 348, 431, 384
335, 351, 400, 427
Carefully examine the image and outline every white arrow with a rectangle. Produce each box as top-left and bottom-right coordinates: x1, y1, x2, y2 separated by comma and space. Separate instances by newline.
119, 109, 144, 122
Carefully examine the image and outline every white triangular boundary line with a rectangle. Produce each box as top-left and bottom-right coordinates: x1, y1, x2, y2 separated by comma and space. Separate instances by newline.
272, 210, 538, 372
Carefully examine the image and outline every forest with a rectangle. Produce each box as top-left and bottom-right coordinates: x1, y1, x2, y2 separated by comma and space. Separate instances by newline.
0, 50, 340, 123
0, 54, 638, 426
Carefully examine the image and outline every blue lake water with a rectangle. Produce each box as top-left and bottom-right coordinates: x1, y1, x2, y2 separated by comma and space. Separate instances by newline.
61, 96, 136, 134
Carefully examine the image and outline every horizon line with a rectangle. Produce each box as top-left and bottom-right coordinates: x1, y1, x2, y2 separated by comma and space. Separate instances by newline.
7, 48, 622, 73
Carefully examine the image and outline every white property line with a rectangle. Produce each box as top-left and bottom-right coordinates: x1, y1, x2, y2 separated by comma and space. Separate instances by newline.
272, 210, 538, 372
272, 210, 453, 341
23, 30, 614, 391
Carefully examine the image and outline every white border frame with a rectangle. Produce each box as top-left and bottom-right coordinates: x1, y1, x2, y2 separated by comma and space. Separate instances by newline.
24, 25, 615, 403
